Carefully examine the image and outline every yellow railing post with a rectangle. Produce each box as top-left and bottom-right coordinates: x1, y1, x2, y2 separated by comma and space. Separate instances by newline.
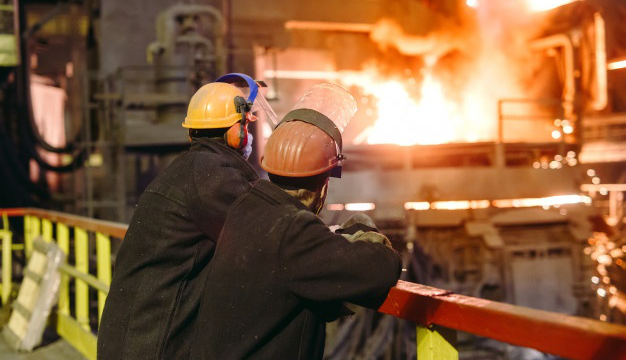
24, 215, 40, 258
75, 227, 90, 331
417, 325, 458, 360
1, 214, 12, 305
42, 218, 53, 242
57, 222, 70, 317
96, 232, 111, 325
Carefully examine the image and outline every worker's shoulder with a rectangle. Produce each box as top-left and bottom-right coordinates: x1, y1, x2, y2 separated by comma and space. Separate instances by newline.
246, 179, 309, 212
187, 141, 259, 180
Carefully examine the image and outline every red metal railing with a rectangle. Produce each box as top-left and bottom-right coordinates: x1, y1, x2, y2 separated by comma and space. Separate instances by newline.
2, 208, 626, 360
380, 281, 626, 360
1, 208, 127, 239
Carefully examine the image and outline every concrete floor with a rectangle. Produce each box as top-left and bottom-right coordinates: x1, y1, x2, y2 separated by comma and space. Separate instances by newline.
0, 337, 87, 360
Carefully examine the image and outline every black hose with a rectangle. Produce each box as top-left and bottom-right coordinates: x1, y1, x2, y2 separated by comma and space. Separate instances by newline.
0, 101, 50, 202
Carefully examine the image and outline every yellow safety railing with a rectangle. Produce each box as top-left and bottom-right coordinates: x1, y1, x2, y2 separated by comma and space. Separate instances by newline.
1, 208, 126, 360
1, 208, 626, 360
0, 213, 24, 306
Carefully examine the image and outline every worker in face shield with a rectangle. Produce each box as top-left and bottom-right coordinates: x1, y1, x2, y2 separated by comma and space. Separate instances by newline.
98, 73, 276, 360
191, 83, 402, 360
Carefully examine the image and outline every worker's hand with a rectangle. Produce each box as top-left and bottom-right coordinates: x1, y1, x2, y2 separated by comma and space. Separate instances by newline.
341, 230, 392, 248
335, 213, 378, 236
335, 213, 392, 247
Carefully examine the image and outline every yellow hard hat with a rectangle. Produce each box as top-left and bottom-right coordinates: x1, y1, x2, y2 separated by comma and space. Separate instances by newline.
182, 82, 246, 129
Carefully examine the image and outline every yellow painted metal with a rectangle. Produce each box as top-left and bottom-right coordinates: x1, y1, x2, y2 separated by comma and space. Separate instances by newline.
57, 313, 97, 360
417, 325, 459, 360
0, 34, 18, 67
42, 218, 53, 242
24, 215, 40, 257
75, 227, 90, 330
1, 213, 12, 305
59, 263, 109, 293
57, 222, 70, 316
96, 232, 112, 325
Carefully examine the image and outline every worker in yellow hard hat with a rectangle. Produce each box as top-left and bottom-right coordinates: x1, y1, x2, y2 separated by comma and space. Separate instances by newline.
191, 83, 402, 360
98, 73, 275, 360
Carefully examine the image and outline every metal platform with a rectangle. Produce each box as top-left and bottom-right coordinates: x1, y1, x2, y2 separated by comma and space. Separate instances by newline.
0, 338, 87, 360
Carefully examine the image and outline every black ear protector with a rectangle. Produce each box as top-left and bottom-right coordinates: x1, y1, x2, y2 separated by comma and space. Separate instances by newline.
225, 95, 253, 149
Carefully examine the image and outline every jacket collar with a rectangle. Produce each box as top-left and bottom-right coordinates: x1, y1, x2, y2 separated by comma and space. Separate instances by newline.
190, 137, 259, 181
251, 179, 311, 212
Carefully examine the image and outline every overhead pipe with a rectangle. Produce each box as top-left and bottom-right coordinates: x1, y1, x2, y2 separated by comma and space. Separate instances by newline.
284, 21, 373, 33
590, 12, 607, 111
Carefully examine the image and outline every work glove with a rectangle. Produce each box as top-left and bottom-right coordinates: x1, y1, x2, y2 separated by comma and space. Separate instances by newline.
342, 230, 392, 248
335, 213, 392, 248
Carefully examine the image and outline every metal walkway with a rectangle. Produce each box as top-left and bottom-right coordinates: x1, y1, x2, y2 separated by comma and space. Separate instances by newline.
0, 338, 87, 360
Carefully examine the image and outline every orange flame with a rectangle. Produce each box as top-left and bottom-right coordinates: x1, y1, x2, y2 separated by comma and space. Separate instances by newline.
340, 66, 497, 146
366, 74, 460, 145
524, 0, 579, 12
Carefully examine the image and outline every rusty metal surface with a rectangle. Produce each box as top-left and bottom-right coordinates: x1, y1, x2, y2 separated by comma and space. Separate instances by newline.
1, 208, 128, 239
379, 280, 626, 360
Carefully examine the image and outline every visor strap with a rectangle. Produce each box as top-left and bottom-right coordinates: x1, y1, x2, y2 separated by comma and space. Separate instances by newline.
279, 108, 343, 153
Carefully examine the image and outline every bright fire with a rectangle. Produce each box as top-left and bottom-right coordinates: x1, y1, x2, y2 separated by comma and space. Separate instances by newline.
340, 67, 495, 146
366, 74, 459, 145
525, 0, 579, 12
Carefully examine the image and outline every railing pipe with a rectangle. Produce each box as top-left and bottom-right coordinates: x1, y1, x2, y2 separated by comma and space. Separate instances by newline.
74, 227, 90, 331
95, 232, 112, 324
379, 281, 626, 360
2, 208, 626, 360
57, 222, 70, 316
1, 214, 12, 304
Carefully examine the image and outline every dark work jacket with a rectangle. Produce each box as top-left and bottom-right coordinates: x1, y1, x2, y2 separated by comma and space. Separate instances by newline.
191, 179, 402, 360
97, 138, 258, 360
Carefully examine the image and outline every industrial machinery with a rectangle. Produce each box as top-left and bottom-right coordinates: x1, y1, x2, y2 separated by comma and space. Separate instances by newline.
90, 3, 226, 219
2, 0, 625, 359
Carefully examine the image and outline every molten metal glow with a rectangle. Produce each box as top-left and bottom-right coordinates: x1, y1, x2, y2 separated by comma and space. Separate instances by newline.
326, 204, 345, 211
404, 202, 430, 211
431, 200, 490, 210
341, 69, 492, 146
608, 60, 626, 71
365, 75, 459, 145
492, 195, 591, 208
344, 203, 376, 211
525, 0, 578, 12
466, 0, 478, 8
